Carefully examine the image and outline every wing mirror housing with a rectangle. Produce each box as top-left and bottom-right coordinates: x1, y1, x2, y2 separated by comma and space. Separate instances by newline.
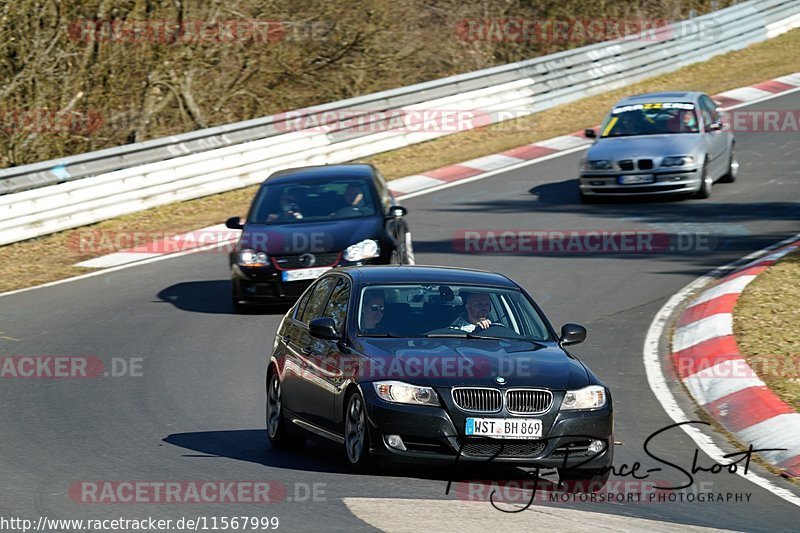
560, 323, 587, 346
309, 317, 340, 340
584, 128, 597, 138
386, 205, 408, 218
225, 216, 244, 230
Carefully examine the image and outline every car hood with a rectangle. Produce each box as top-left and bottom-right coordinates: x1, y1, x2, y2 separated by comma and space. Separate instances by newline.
354, 338, 591, 390
239, 217, 382, 254
588, 134, 703, 161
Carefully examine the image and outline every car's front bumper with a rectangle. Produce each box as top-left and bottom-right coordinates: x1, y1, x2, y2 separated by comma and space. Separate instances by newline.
580, 168, 701, 197
231, 256, 384, 303
362, 385, 613, 469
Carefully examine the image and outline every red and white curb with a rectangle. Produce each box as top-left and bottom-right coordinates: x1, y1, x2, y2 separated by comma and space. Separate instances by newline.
74, 72, 800, 268
671, 240, 800, 478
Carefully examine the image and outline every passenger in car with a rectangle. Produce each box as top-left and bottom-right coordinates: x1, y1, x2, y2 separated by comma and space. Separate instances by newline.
360, 289, 386, 334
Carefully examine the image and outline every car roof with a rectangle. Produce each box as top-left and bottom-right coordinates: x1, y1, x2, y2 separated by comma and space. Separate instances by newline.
337, 265, 519, 288
613, 91, 704, 107
266, 164, 376, 184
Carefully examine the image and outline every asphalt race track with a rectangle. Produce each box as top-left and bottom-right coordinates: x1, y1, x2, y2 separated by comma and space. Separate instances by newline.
1, 91, 799, 532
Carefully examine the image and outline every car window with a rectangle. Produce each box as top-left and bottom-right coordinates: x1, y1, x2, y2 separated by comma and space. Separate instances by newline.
699, 96, 719, 124
300, 277, 337, 323
373, 170, 393, 212
294, 287, 314, 321
322, 278, 350, 333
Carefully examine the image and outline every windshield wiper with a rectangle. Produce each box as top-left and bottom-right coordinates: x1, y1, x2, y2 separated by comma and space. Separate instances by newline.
359, 333, 403, 338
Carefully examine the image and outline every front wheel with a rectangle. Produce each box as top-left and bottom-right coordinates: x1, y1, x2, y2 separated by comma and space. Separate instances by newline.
718, 144, 738, 183
694, 161, 712, 199
344, 390, 372, 471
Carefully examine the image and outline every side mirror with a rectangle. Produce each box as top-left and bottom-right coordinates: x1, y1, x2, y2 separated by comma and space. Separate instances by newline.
559, 323, 587, 346
708, 122, 722, 132
225, 216, 244, 230
386, 205, 408, 218
309, 317, 340, 340
584, 128, 597, 138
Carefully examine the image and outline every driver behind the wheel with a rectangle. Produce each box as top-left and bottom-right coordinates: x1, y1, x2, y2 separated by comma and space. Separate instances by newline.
450, 291, 493, 332
344, 183, 366, 208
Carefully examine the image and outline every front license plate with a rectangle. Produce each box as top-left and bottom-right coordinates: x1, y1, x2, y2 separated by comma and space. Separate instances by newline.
618, 174, 654, 185
281, 267, 332, 282
465, 418, 542, 439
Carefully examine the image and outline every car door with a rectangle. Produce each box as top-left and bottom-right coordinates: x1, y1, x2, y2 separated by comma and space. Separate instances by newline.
315, 277, 352, 432
699, 96, 728, 179
374, 170, 410, 263
281, 276, 337, 424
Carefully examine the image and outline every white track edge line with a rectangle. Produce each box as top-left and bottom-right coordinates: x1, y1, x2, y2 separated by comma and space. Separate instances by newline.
644, 231, 800, 507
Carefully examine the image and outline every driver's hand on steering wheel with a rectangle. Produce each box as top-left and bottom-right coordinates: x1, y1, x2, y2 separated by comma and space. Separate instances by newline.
474, 318, 492, 330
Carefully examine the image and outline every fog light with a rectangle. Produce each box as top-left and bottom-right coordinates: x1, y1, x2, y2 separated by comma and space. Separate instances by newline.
386, 434, 406, 451
588, 439, 605, 454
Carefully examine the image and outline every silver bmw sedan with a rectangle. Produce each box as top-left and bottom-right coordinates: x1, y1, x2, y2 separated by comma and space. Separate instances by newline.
579, 92, 738, 201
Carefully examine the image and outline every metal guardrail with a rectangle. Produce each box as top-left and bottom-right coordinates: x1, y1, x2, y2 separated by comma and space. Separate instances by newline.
1, 0, 799, 246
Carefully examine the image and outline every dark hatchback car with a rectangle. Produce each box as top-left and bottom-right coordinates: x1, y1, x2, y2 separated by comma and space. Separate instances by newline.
226, 164, 413, 311
266, 266, 613, 486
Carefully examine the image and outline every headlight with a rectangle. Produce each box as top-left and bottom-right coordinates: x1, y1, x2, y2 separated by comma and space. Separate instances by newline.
344, 239, 380, 261
373, 381, 440, 406
582, 159, 613, 171
237, 249, 268, 267
560, 385, 607, 410
661, 156, 694, 167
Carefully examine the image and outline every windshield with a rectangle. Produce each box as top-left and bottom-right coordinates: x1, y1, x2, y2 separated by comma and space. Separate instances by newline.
601, 102, 699, 137
356, 284, 553, 341
248, 178, 378, 224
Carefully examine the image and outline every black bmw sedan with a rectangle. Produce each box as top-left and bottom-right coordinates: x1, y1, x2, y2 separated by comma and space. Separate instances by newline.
226, 164, 413, 311
266, 265, 614, 486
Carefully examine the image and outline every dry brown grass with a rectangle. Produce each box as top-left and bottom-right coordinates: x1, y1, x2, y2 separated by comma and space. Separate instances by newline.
1, 28, 799, 293
734, 248, 800, 413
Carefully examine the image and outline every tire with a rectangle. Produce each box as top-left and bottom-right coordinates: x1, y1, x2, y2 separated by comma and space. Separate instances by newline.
579, 190, 598, 204
266, 372, 304, 449
718, 144, 738, 183
232, 297, 247, 314
694, 160, 712, 199
344, 390, 372, 471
